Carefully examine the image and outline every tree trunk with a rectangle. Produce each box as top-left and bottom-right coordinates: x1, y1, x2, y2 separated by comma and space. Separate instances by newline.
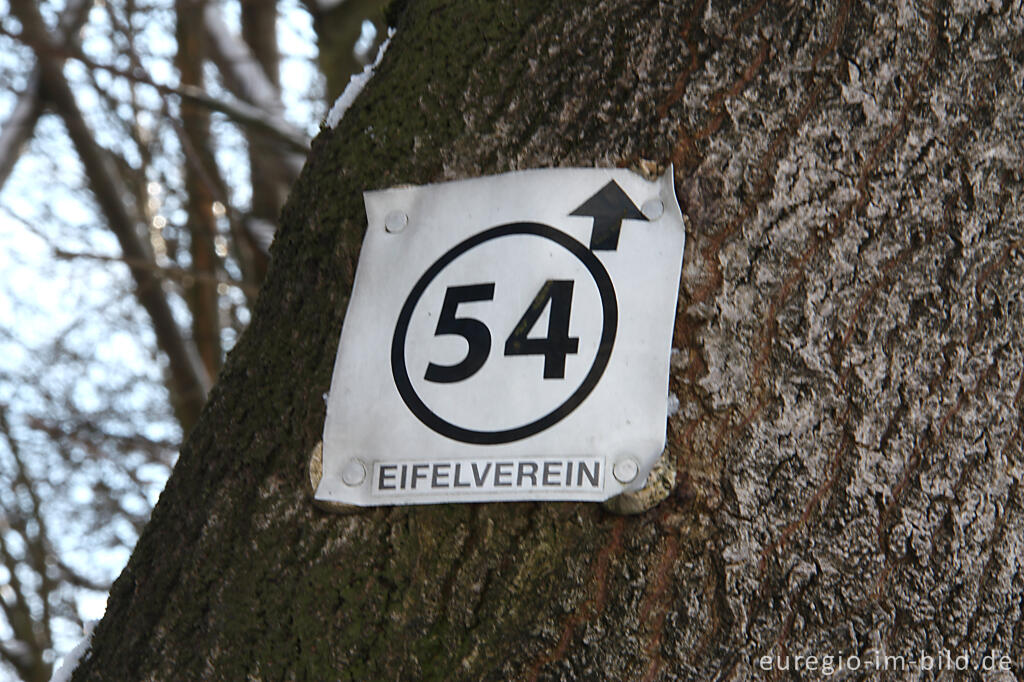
74, 0, 1024, 679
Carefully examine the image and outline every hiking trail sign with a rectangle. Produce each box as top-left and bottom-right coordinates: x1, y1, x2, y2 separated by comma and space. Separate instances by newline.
316, 167, 685, 507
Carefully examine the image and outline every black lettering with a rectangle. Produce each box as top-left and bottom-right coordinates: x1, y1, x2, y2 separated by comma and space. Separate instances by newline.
503, 280, 579, 379
577, 461, 599, 488
400, 464, 407, 489
431, 463, 451, 488
425, 283, 495, 383
566, 461, 573, 486
494, 462, 513, 487
378, 465, 397, 490
542, 461, 562, 486
453, 463, 471, 488
472, 462, 492, 487
517, 462, 538, 487
410, 464, 429, 489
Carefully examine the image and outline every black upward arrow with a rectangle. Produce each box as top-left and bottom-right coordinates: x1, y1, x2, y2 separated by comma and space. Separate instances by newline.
570, 180, 648, 251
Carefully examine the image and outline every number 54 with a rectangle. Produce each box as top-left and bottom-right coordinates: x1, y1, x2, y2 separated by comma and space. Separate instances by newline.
424, 280, 579, 384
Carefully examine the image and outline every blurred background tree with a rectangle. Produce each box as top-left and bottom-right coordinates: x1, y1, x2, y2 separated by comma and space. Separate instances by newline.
0, 1, 386, 679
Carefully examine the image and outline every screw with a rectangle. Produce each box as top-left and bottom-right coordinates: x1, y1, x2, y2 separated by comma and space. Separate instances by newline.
384, 210, 408, 233
342, 459, 367, 486
613, 458, 640, 484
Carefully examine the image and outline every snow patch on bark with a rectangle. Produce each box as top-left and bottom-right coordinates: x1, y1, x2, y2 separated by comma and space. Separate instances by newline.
353, 20, 378, 62
50, 621, 97, 682
326, 28, 396, 129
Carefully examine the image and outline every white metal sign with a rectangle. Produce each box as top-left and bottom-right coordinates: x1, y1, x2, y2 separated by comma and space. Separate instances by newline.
317, 167, 684, 506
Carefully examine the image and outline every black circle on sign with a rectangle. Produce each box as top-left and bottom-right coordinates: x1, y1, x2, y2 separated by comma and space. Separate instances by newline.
391, 222, 618, 445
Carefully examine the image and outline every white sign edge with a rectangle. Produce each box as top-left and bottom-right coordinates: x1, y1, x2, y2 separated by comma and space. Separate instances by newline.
315, 165, 685, 507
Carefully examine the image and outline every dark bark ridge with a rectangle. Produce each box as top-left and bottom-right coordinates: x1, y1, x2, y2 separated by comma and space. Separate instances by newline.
76, 1, 1023, 680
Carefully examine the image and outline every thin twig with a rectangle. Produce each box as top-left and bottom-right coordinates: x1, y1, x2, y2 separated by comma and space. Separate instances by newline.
53, 248, 261, 296
0, 23, 310, 154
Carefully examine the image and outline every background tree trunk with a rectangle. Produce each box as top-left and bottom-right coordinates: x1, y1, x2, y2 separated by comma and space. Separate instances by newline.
74, 0, 1024, 679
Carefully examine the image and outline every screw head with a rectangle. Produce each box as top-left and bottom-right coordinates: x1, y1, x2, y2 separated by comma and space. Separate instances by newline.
613, 458, 640, 484
384, 210, 408, 233
342, 459, 367, 486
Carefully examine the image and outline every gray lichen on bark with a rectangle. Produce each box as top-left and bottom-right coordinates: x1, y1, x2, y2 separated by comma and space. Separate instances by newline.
74, 0, 1023, 680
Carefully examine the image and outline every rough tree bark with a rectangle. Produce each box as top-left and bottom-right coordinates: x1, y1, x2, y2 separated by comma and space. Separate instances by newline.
74, 0, 1023, 679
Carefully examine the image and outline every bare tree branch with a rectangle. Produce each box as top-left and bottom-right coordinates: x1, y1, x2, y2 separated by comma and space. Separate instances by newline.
10, 0, 212, 433
176, 83, 311, 154
25, 415, 178, 463
52, 559, 112, 594
0, 22, 311, 156
0, 78, 45, 193
203, 4, 306, 180
52, 247, 260, 296
0, 407, 54, 682
0, 2, 342, 677
176, 0, 223, 382
0, 0, 91, 195
239, 0, 285, 287
202, 5, 287, 119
